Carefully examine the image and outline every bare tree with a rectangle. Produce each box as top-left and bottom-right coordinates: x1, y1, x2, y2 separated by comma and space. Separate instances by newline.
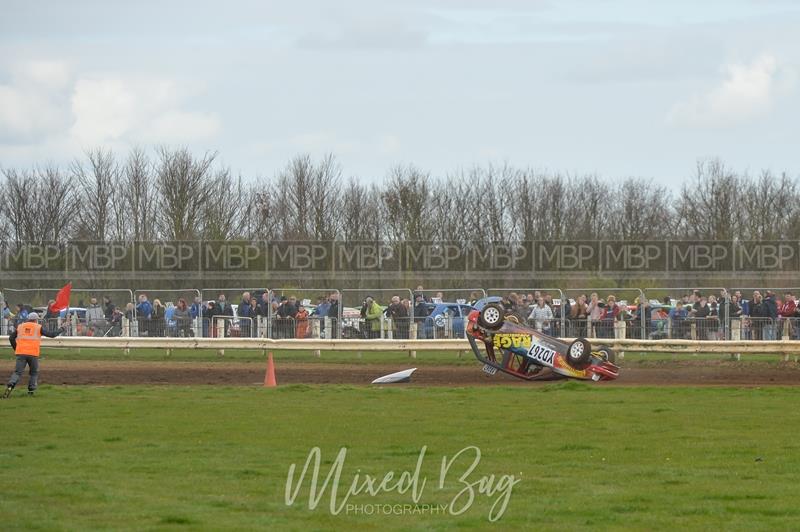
200, 168, 248, 241
154, 147, 217, 241
0, 165, 77, 244
676, 159, 742, 240
608, 178, 673, 240
113, 147, 157, 241
340, 179, 382, 242
72, 148, 119, 240
740, 170, 798, 240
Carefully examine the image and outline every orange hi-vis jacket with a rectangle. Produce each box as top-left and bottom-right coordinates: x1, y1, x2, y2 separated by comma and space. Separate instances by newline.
15, 321, 43, 356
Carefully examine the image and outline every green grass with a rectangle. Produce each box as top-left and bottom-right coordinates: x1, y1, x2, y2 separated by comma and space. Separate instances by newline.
3, 385, 800, 530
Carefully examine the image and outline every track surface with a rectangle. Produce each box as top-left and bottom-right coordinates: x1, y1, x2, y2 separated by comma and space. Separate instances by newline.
19, 359, 800, 386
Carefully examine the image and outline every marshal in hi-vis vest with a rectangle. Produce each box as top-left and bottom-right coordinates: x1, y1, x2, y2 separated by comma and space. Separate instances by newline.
15, 321, 43, 356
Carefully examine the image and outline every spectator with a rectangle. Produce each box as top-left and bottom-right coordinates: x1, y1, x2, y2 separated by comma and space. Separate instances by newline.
249, 297, 262, 337
164, 302, 176, 335
136, 294, 153, 336
295, 304, 310, 338
205, 301, 218, 337
239, 292, 253, 336
327, 292, 340, 339
259, 292, 271, 318
314, 295, 331, 337
109, 308, 124, 336
570, 294, 589, 337
315, 295, 331, 320
587, 292, 603, 320
599, 296, 619, 338
190, 296, 203, 320
651, 305, 670, 339
501, 294, 513, 312
669, 301, 688, 339
528, 297, 553, 334
735, 290, 750, 316
468, 291, 482, 306
778, 292, 796, 338
631, 299, 650, 339
413, 294, 428, 338
749, 292, 769, 340
275, 295, 297, 338
173, 298, 193, 337
151, 299, 166, 337
720, 291, 742, 339
363, 296, 383, 339
86, 297, 106, 336
764, 290, 778, 339
103, 296, 115, 321
14, 304, 28, 326
387, 295, 409, 339
215, 294, 234, 337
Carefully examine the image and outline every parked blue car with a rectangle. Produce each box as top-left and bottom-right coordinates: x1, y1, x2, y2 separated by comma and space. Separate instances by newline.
416, 302, 474, 339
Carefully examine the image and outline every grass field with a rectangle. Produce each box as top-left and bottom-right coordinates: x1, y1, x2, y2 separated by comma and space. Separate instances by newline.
3, 384, 800, 530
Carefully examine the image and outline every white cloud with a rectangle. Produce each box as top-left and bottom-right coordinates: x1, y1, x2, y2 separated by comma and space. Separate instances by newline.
667, 54, 794, 127
0, 60, 219, 149
70, 77, 218, 144
0, 60, 72, 141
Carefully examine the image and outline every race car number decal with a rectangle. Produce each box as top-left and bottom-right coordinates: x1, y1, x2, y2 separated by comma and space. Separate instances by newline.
492, 333, 532, 349
482, 363, 499, 375
526, 343, 556, 366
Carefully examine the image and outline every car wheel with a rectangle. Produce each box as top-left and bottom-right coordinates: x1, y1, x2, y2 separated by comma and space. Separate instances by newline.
566, 338, 592, 368
597, 347, 616, 364
478, 303, 505, 330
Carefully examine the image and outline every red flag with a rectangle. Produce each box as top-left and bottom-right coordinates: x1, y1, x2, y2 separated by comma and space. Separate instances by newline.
50, 282, 72, 313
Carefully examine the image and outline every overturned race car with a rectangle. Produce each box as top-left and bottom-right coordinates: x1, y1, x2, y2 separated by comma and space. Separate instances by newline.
466, 297, 620, 382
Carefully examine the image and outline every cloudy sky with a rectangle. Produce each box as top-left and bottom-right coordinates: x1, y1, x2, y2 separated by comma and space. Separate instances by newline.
1, 0, 799, 183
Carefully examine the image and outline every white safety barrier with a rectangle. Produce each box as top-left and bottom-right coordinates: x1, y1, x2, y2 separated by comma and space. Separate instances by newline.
2, 336, 800, 357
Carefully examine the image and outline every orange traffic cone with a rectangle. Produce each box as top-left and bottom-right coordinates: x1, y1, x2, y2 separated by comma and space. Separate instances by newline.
264, 351, 277, 387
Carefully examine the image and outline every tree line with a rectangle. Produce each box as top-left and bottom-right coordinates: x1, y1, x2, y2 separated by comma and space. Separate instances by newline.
1, 148, 799, 245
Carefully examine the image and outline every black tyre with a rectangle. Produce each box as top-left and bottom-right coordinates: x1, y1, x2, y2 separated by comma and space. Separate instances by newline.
565, 338, 592, 369
478, 303, 505, 330
597, 347, 616, 364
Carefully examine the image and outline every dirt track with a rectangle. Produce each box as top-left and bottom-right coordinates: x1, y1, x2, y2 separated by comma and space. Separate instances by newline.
24, 359, 800, 386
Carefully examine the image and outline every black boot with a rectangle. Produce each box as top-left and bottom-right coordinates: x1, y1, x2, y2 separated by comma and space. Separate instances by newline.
2, 385, 13, 399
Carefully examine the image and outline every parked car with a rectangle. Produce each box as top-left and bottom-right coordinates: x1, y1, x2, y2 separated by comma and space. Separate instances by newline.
417, 302, 474, 339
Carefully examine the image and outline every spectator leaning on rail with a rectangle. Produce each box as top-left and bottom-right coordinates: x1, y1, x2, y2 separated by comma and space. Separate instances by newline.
86, 297, 105, 335
749, 291, 769, 340
764, 291, 779, 340
239, 292, 253, 336
669, 301, 688, 339
528, 297, 553, 334
362, 296, 383, 339
778, 292, 796, 338
327, 292, 340, 339
386, 295, 409, 339
3, 312, 65, 398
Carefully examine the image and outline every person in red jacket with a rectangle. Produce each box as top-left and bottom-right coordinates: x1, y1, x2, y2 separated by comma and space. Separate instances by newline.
778, 292, 797, 338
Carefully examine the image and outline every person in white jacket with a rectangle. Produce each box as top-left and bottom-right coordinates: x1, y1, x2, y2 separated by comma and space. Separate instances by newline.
528, 297, 553, 333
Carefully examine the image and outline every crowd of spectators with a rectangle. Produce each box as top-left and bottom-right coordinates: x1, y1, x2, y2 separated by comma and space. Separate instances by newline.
3, 287, 800, 341
492, 288, 800, 341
